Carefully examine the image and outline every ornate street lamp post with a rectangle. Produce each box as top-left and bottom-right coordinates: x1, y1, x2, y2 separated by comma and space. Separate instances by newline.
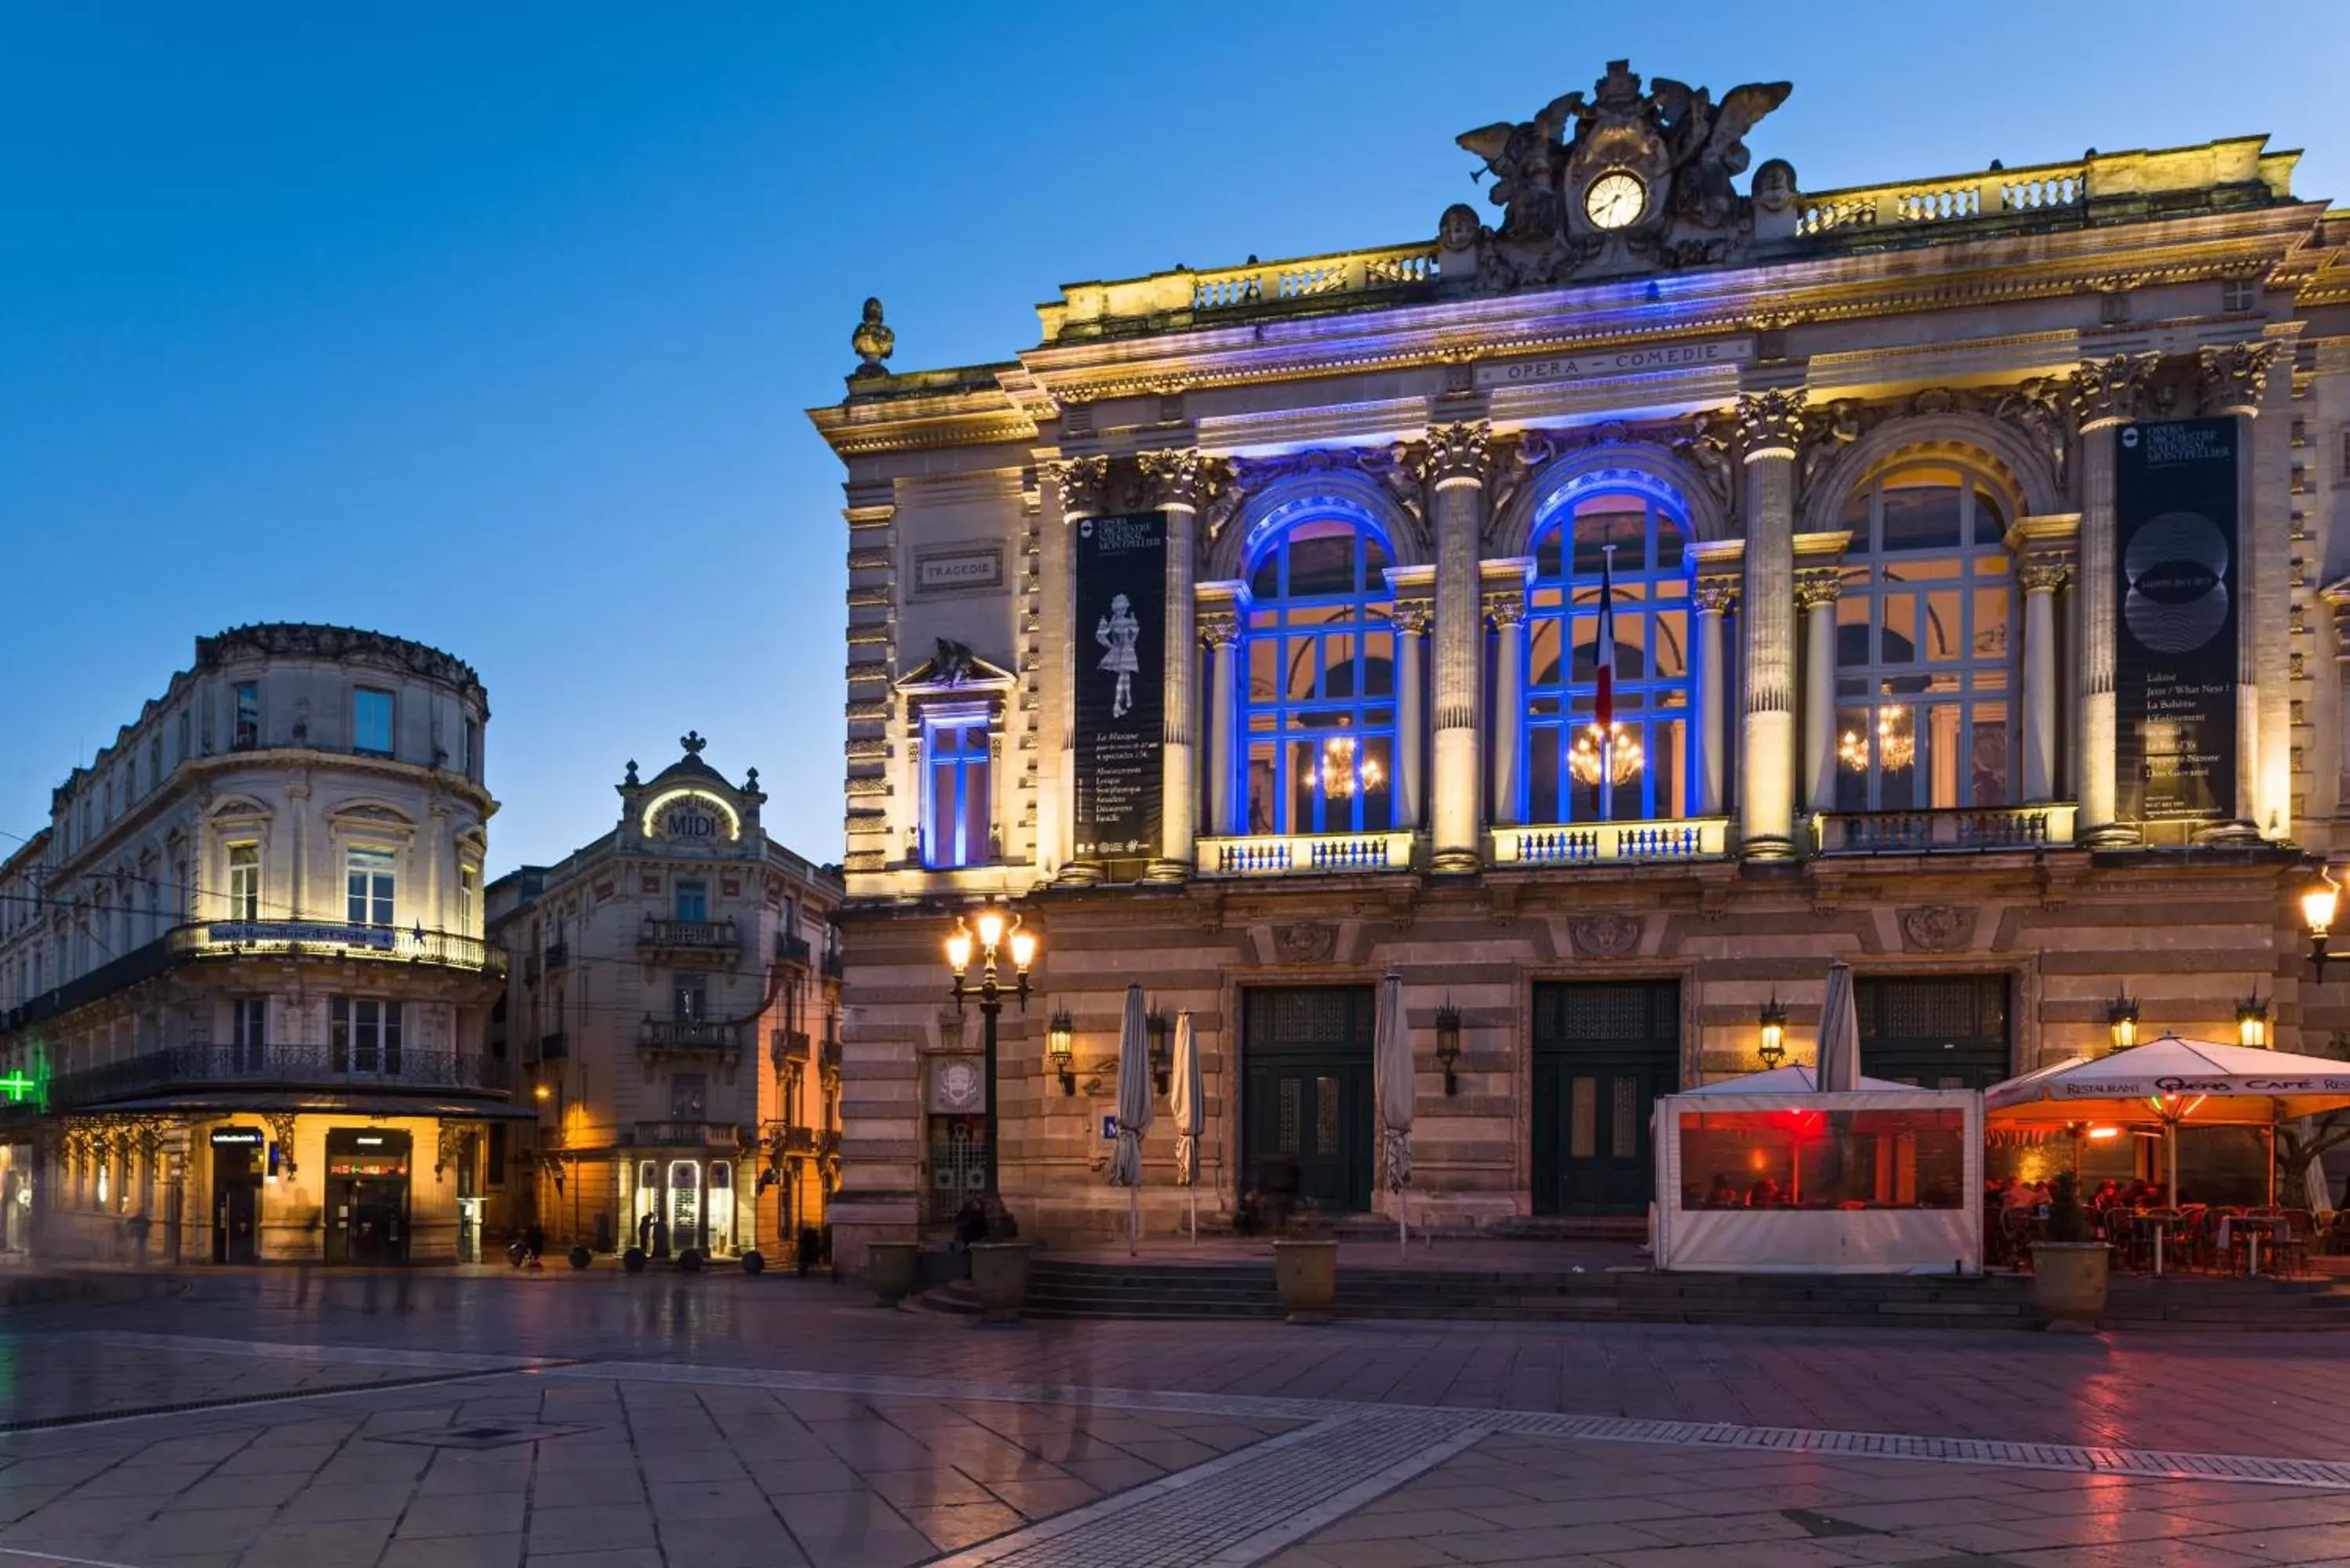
944, 909, 1035, 1204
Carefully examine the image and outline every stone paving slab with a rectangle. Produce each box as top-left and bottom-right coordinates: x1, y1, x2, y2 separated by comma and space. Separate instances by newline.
1260, 1432, 2350, 1568
0, 1334, 542, 1431
4, 1279, 2350, 1565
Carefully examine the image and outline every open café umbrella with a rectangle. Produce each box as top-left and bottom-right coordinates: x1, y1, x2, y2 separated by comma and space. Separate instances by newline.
1170, 1010, 1202, 1244
1985, 1035, 2350, 1216
1375, 972, 1414, 1257
1817, 960, 1862, 1093
1110, 984, 1153, 1255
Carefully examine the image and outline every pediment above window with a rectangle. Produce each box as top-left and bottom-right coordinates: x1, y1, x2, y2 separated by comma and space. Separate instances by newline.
326, 800, 418, 828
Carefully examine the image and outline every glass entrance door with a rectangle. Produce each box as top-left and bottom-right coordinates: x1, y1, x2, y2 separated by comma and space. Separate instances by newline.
324, 1129, 411, 1263
667, 1160, 703, 1255
1532, 981, 1680, 1215
1242, 987, 1375, 1217
212, 1140, 262, 1264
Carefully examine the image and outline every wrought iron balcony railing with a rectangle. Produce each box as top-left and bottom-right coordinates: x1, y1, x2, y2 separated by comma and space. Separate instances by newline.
638, 919, 739, 953
1489, 818, 1731, 868
638, 1017, 742, 1054
2, 923, 504, 1039
538, 1031, 569, 1062
543, 941, 569, 971
820, 948, 845, 979
1813, 804, 2077, 855
174, 921, 506, 975
28, 1042, 512, 1113
816, 1129, 841, 1159
631, 1120, 741, 1151
772, 1029, 811, 1068
778, 1125, 814, 1156
820, 1036, 841, 1072
776, 933, 813, 965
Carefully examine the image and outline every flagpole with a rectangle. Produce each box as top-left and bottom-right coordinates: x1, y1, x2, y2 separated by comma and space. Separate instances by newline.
1597, 543, 1617, 822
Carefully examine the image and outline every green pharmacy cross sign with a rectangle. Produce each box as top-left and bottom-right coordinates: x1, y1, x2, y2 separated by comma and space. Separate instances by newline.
0, 1072, 36, 1102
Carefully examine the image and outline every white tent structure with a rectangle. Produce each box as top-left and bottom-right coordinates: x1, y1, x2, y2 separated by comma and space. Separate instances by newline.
1654, 1068, 1983, 1274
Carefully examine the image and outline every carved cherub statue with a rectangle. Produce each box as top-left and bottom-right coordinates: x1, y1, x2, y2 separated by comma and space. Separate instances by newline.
933, 638, 976, 687
1455, 91, 1587, 243
1650, 78, 1793, 228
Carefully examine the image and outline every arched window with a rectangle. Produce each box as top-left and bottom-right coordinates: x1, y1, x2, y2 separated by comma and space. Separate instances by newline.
1241, 516, 1397, 836
1523, 490, 1693, 824
1832, 464, 2015, 811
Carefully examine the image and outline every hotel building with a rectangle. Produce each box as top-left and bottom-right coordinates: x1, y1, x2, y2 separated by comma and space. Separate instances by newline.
0, 624, 516, 1263
485, 736, 844, 1261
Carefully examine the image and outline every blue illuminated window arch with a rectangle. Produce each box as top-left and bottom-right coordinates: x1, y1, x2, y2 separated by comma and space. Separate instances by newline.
1520, 486, 1694, 825
1238, 515, 1397, 836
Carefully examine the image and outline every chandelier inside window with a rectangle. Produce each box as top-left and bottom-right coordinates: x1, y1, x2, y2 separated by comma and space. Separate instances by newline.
1319, 733, 1383, 798
1838, 708, 1914, 772
1567, 721, 1643, 788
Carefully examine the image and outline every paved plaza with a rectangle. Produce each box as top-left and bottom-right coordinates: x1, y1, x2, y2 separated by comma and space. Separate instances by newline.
1, 1271, 2349, 1565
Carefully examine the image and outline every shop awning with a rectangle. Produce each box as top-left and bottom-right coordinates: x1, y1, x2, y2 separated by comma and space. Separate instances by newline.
70, 1091, 538, 1122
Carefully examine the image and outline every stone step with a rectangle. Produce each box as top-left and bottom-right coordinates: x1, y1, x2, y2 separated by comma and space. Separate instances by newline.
918, 1257, 2350, 1331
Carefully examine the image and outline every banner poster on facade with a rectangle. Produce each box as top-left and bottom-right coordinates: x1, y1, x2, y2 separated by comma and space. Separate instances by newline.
2114, 417, 2240, 823
1072, 509, 1166, 875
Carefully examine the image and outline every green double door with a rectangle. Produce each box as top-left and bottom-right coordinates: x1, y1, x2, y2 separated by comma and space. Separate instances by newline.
1242, 987, 1375, 1216
1532, 981, 1681, 1215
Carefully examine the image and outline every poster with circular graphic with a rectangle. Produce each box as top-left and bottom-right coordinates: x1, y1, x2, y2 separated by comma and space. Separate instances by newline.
2114, 419, 2240, 824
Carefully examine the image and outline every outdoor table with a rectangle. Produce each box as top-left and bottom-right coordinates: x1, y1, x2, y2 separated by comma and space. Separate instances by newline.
2222, 1215, 2280, 1276
2139, 1209, 2188, 1275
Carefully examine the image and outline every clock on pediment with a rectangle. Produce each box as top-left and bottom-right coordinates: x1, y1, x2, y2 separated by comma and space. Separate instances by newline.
1582, 170, 1647, 230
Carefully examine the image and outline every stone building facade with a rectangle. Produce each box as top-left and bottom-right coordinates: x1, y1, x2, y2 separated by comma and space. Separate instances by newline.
808, 63, 2350, 1261
485, 736, 844, 1262
0, 624, 515, 1264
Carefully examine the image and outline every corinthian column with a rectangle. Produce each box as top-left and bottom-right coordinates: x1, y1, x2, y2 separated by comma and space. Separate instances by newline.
1200, 611, 1239, 836
1425, 423, 1489, 872
1138, 450, 1226, 883
1737, 391, 1805, 861
1488, 593, 1528, 826
1694, 577, 1737, 816
2065, 354, 2158, 845
1795, 569, 1842, 815
1393, 599, 1431, 830
2200, 341, 2283, 840
2019, 559, 2070, 804
1049, 455, 1108, 885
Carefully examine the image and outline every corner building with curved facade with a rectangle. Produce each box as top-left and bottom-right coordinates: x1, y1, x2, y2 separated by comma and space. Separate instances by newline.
0, 625, 515, 1265
809, 62, 2350, 1259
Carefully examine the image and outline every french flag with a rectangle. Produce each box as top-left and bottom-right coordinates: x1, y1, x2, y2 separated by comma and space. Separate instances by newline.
1594, 544, 1617, 741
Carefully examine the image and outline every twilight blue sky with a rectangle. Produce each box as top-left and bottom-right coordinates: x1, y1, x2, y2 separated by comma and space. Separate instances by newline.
3, 2, 2343, 876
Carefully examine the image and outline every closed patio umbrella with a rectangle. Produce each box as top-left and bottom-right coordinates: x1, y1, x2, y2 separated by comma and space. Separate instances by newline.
1817, 960, 1862, 1093
1111, 984, 1153, 1255
1375, 972, 1414, 1258
1170, 1010, 1203, 1245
